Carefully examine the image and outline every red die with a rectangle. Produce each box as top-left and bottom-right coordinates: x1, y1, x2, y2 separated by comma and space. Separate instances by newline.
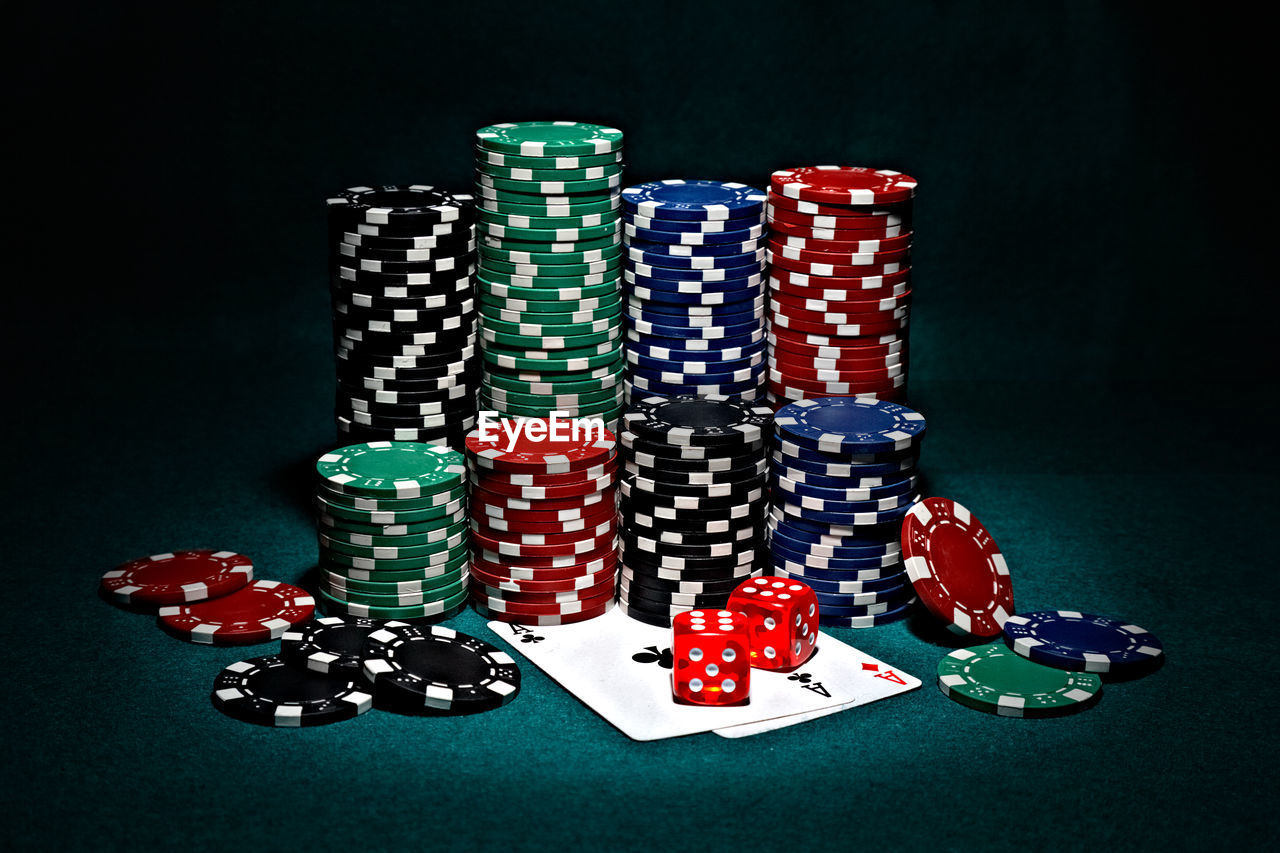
671, 610, 751, 706
728, 577, 819, 671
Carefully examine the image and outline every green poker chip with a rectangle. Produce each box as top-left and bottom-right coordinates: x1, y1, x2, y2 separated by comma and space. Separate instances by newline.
318, 528, 469, 561
482, 382, 622, 408
478, 220, 620, 243
478, 194, 621, 218
316, 486, 466, 515
937, 642, 1103, 718
480, 240, 620, 263
474, 146, 623, 170
476, 162, 623, 183
483, 347, 623, 374
478, 272, 621, 295
320, 575, 468, 607
322, 551, 469, 583
479, 256, 622, 278
477, 184, 619, 206
320, 563, 468, 595
481, 313, 621, 339
315, 442, 466, 499
484, 366, 624, 396
475, 121, 624, 156
480, 323, 621, 351
482, 394, 625, 420
317, 585, 469, 620
477, 172, 623, 195
477, 207, 621, 230
317, 505, 466, 535
482, 336, 622, 361
316, 517, 468, 549
479, 296, 621, 324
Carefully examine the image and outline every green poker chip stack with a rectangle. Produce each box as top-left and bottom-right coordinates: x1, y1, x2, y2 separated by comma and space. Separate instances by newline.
313, 441, 471, 621
474, 121, 627, 432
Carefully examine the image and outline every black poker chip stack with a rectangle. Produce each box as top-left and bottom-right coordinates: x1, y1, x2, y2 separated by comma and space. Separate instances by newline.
325, 184, 480, 451
616, 395, 773, 627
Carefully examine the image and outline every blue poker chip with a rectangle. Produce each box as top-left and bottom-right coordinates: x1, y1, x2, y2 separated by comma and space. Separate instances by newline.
812, 584, 913, 609
626, 305, 762, 330
630, 283, 765, 306
771, 556, 901, 583
627, 315, 762, 339
626, 213, 764, 234
626, 294, 764, 317
1002, 611, 1165, 676
818, 597, 917, 628
776, 496, 918, 528
627, 338, 766, 364
629, 374, 763, 398
628, 239, 767, 259
631, 361, 763, 387
771, 537, 901, 571
767, 507, 901, 545
769, 481, 919, 515
772, 567, 908, 595
629, 352, 764, 379
626, 328, 764, 351
627, 255, 765, 279
626, 222, 766, 246
621, 180, 768, 221
774, 398, 927, 455
769, 525, 900, 561
627, 264, 765, 285
626, 273, 764, 294
769, 461, 916, 495
819, 595, 918, 619
772, 443, 920, 479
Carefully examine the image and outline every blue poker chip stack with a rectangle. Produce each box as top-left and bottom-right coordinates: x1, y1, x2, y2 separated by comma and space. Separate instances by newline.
768, 397, 927, 628
620, 180, 770, 404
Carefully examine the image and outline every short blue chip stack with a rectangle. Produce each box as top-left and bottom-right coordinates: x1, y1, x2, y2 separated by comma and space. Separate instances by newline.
768, 397, 927, 628
620, 180, 770, 404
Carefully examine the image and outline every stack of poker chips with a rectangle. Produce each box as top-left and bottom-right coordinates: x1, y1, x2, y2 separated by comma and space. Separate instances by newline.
768, 398, 925, 628
312, 441, 470, 623
473, 121, 626, 432
621, 180, 769, 404
616, 396, 773, 628
765, 167, 917, 407
465, 418, 619, 625
326, 185, 480, 451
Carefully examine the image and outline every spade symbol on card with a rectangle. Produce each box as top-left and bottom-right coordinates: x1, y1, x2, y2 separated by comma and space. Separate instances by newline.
632, 645, 673, 669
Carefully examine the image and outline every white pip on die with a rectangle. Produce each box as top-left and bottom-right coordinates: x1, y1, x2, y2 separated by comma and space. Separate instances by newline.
727, 577, 820, 671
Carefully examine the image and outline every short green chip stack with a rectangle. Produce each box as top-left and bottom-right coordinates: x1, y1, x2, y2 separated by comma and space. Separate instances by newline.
474, 121, 626, 433
313, 441, 470, 621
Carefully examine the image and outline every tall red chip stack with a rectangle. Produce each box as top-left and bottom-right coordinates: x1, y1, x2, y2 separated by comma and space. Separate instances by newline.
764, 167, 917, 408
465, 417, 620, 625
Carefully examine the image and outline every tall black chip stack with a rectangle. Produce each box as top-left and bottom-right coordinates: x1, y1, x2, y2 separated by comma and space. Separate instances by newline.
325, 184, 479, 451
615, 395, 773, 627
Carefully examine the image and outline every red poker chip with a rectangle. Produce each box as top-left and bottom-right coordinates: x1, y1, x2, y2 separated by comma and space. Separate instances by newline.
767, 207, 910, 232
767, 190, 912, 219
771, 302, 909, 328
769, 382, 906, 405
471, 489, 610, 519
470, 517, 616, 547
771, 289, 912, 315
769, 252, 910, 278
471, 525, 616, 558
470, 561, 617, 592
469, 501, 617, 535
465, 417, 617, 474
473, 541, 618, 570
100, 549, 254, 607
769, 310, 909, 338
901, 497, 1014, 637
157, 580, 315, 645
473, 460, 618, 488
769, 232, 913, 255
769, 329, 906, 356
474, 597, 614, 626
470, 484, 614, 513
770, 268, 912, 292
469, 471, 615, 501
770, 281, 910, 307
471, 585, 615, 616
471, 553, 618, 582
767, 368, 906, 395
771, 166, 917, 205
770, 348, 904, 373
768, 358, 906, 383
473, 574, 616, 605
767, 240, 911, 267
768, 220, 908, 242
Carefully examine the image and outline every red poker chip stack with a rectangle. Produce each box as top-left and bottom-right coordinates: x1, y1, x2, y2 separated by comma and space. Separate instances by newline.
765, 166, 917, 408
464, 418, 620, 625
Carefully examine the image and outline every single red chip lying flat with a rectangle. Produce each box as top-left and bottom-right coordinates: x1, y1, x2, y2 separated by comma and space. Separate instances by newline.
901, 497, 1014, 637
466, 417, 617, 473
100, 550, 254, 607
771, 166, 918, 206
158, 580, 316, 645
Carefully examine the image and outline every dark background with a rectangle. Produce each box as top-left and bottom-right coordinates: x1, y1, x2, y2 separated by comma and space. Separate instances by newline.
5, 2, 1276, 851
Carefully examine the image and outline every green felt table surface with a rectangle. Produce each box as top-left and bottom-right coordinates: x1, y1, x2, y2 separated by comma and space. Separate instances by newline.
5, 0, 1276, 850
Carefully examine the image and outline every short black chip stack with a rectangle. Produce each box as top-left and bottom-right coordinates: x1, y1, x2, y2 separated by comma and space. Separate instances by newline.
326, 184, 479, 451
616, 395, 773, 627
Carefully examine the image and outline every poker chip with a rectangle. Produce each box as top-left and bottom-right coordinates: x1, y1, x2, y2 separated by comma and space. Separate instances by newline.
901, 497, 1015, 637
327, 186, 479, 449
211, 654, 373, 728
158, 580, 316, 645
937, 642, 1103, 718
361, 622, 521, 713
279, 615, 384, 676
1002, 611, 1164, 677
100, 549, 254, 608
317, 441, 467, 500
770, 167, 917, 206
473, 598, 615, 626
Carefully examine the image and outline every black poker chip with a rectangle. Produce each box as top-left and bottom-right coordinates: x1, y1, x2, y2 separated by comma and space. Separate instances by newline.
333, 264, 476, 287
622, 531, 760, 560
623, 544, 758, 573
622, 395, 773, 448
619, 479, 766, 511
210, 654, 373, 728
360, 623, 521, 715
621, 567, 749, 597
336, 227, 474, 251
621, 521, 757, 548
621, 430, 766, 460
615, 598, 675, 629
621, 499, 766, 531
624, 443, 763, 473
326, 185, 475, 228
622, 471, 767, 499
334, 238, 475, 263
620, 577, 732, 610
279, 615, 384, 677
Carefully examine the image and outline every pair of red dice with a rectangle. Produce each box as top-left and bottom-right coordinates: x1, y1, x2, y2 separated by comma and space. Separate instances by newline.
671, 577, 820, 706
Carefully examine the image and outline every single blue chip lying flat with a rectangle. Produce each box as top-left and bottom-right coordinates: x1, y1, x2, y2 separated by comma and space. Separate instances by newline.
622, 180, 767, 221
774, 397, 927, 455
1002, 611, 1164, 676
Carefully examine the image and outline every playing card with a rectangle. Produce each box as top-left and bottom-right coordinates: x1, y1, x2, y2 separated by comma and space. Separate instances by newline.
486, 606, 917, 740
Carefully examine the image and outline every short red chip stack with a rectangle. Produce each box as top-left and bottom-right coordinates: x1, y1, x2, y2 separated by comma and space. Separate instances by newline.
765, 166, 917, 407
465, 418, 620, 625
